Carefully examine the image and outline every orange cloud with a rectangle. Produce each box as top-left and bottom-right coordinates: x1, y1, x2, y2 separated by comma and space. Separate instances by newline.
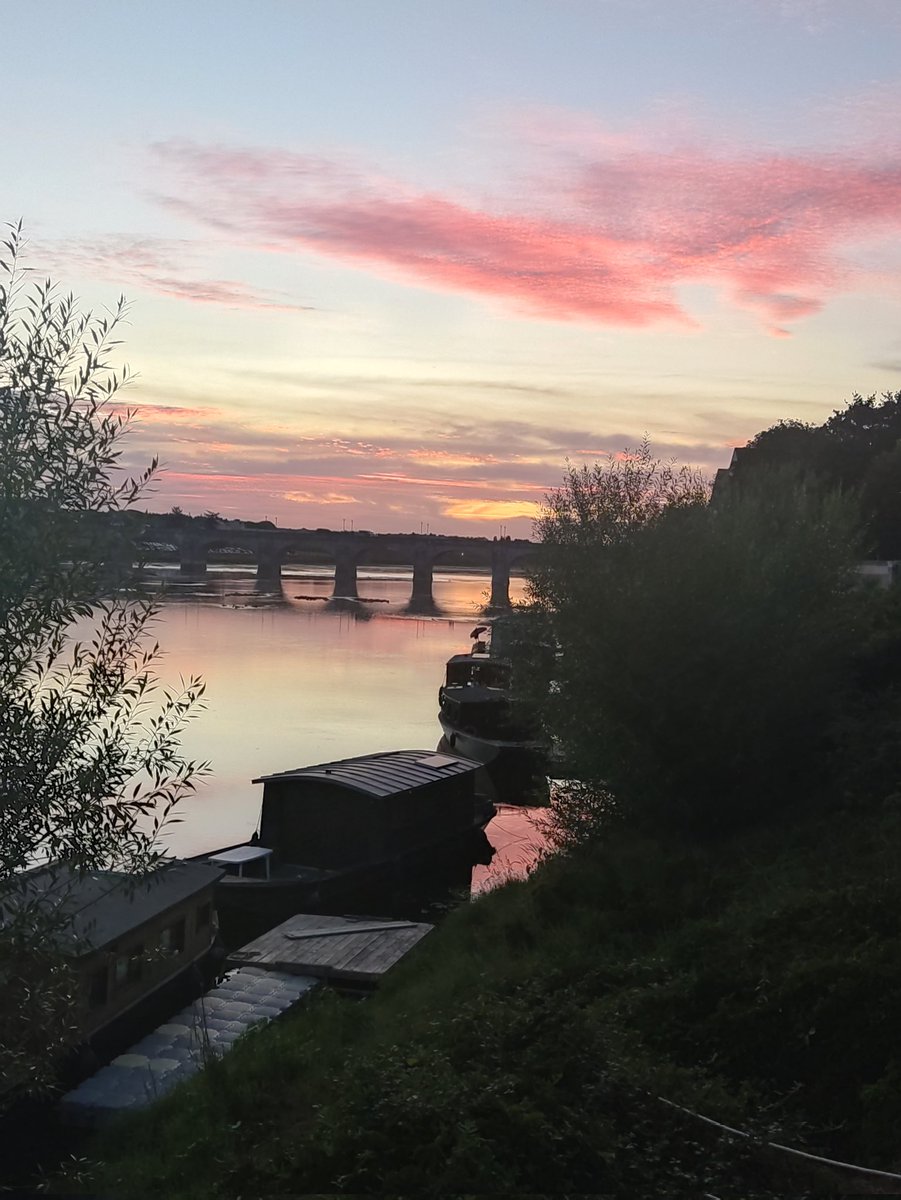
153, 131, 901, 333
407, 449, 502, 467
283, 490, 356, 505
442, 498, 542, 521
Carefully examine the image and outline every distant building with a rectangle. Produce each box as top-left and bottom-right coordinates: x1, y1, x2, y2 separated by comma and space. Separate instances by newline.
710, 447, 748, 504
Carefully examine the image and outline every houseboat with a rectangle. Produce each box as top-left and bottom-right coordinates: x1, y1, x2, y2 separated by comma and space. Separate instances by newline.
204, 748, 495, 932
12, 860, 222, 1057
438, 622, 546, 780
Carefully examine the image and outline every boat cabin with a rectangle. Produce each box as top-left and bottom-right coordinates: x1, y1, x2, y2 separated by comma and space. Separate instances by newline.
252, 749, 483, 869
439, 682, 525, 739
443, 652, 511, 691
11, 861, 222, 1040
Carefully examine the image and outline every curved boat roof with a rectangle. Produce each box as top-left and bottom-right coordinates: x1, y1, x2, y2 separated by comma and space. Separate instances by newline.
252, 748, 481, 797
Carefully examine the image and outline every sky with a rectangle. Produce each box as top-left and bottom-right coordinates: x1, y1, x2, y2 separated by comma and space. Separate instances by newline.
4, 0, 901, 537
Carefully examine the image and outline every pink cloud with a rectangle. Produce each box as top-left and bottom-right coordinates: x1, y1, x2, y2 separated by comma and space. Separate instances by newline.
110, 402, 214, 425
151, 133, 901, 333
38, 237, 312, 313
165, 471, 262, 485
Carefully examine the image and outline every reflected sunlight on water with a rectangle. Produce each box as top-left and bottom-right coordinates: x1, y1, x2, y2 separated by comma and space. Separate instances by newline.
144, 568, 541, 898
471, 804, 546, 894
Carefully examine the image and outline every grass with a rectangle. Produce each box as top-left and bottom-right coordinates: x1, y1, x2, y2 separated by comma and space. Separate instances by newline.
70, 797, 901, 1197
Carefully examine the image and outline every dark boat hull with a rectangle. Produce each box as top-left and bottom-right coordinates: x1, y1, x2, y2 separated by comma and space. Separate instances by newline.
202, 799, 496, 945
439, 713, 546, 770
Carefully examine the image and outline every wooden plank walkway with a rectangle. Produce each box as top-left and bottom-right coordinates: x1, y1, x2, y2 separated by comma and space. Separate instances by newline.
227, 912, 434, 986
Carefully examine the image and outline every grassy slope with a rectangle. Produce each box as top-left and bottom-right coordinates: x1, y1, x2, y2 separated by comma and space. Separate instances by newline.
84, 800, 901, 1197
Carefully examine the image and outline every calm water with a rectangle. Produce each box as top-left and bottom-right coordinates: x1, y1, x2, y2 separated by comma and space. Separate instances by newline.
143, 564, 543, 894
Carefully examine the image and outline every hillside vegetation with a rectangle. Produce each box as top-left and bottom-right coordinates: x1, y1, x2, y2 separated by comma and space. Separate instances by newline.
81, 430, 901, 1196
82, 802, 901, 1197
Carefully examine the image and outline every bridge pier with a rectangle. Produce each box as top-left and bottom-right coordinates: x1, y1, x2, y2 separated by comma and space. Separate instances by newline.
332, 552, 359, 599
141, 522, 532, 601
410, 551, 435, 609
255, 548, 282, 585
488, 547, 512, 610
179, 539, 208, 576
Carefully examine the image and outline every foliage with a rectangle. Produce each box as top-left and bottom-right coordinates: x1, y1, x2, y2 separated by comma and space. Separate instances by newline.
0, 222, 206, 1095
537, 777, 622, 851
526, 452, 866, 835
84, 915, 778, 1198
532, 437, 708, 557
823, 390, 901, 486
597, 803, 901, 1166
860, 440, 901, 559
67, 438, 901, 1197
283, 980, 781, 1198
81, 813, 901, 1197
735, 391, 901, 555
742, 417, 826, 475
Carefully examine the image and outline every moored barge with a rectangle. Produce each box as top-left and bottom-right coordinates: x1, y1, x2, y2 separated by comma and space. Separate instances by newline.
203, 748, 495, 932
11, 860, 222, 1062
438, 623, 546, 779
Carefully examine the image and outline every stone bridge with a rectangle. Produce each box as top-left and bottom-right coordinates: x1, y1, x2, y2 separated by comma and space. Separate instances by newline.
137, 521, 535, 611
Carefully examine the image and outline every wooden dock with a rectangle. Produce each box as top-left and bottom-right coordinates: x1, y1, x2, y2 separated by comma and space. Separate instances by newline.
227, 912, 434, 987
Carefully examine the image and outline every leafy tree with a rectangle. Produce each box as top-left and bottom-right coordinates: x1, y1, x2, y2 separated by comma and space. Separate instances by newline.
524, 448, 866, 839
823, 390, 901, 485
860, 441, 901, 558
740, 418, 826, 476
0, 222, 206, 1094
525, 440, 708, 664
533, 438, 708, 553
727, 392, 901, 555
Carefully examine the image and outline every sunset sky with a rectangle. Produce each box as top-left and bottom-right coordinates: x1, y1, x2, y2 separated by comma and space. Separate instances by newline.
5, 0, 901, 537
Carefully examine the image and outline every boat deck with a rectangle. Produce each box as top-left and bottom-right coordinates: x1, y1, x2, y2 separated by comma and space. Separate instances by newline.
218, 860, 341, 884
228, 911, 434, 986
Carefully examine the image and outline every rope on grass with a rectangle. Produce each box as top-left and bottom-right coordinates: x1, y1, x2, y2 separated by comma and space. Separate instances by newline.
658, 1096, 901, 1185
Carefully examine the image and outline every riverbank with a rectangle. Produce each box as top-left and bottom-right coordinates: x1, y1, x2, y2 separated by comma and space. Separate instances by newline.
75, 793, 901, 1196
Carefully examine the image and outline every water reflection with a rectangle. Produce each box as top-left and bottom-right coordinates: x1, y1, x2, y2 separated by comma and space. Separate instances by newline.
472, 805, 546, 894
143, 565, 543, 907
143, 561, 524, 618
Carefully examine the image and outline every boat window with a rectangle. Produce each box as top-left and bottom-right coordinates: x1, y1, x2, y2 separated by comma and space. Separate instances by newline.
114, 945, 143, 988
447, 659, 509, 688
160, 918, 186, 954
195, 901, 212, 932
88, 966, 108, 1008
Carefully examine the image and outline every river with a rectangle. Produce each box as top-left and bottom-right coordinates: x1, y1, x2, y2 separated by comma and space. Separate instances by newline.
142, 564, 545, 898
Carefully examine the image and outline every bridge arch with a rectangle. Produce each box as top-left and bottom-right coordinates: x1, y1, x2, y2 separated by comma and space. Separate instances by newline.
400, 541, 487, 612
255, 535, 334, 589
142, 518, 533, 609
